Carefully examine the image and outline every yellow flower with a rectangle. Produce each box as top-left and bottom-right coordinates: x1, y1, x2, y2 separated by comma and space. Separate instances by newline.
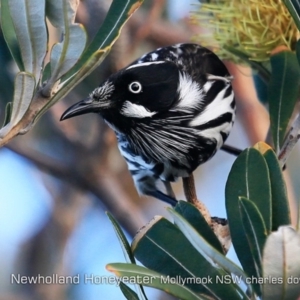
192, 0, 298, 62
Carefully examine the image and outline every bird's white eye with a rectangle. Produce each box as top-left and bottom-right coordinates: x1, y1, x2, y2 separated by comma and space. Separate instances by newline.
128, 81, 142, 94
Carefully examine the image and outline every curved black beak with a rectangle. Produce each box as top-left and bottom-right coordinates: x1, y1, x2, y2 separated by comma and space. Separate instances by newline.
60, 97, 95, 121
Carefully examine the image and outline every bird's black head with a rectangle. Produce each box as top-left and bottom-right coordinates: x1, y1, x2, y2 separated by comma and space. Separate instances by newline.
61, 61, 179, 132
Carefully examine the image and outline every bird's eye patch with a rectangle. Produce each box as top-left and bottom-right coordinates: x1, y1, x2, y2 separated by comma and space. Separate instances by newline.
128, 81, 142, 94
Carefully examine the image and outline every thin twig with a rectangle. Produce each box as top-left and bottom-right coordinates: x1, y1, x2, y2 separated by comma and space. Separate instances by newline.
278, 113, 300, 168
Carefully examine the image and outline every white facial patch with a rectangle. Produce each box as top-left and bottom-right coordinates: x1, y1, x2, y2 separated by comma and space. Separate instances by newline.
121, 101, 157, 118
126, 61, 165, 70
176, 73, 203, 111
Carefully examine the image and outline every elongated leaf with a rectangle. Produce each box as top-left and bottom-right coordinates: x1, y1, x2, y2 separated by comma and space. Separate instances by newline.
297, 40, 300, 67
106, 212, 147, 300
119, 282, 140, 300
42, 62, 51, 83
226, 148, 272, 231
46, 0, 77, 28
268, 51, 300, 153
0, 0, 24, 70
46, 0, 87, 81
107, 212, 135, 264
174, 201, 223, 253
0, 72, 35, 138
283, 0, 300, 31
8, 0, 47, 81
253, 73, 268, 104
35, 0, 143, 122
2, 102, 12, 127
225, 148, 271, 295
10, 72, 35, 125
239, 197, 267, 279
36, 49, 108, 122
132, 216, 243, 299
50, 26, 86, 80
168, 208, 251, 298
65, 0, 143, 78
262, 226, 300, 300
254, 142, 290, 230
106, 263, 214, 300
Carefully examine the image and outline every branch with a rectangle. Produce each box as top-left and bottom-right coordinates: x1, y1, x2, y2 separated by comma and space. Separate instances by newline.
5, 142, 144, 236
278, 112, 300, 167
0, 89, 51, 147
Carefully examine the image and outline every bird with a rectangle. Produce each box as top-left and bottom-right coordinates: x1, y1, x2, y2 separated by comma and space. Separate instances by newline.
61, 43, 235, 206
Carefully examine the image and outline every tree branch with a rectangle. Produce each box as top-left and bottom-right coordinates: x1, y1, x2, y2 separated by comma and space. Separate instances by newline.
5, 142, 144, 236
278, 112, 300, 167
0, 89, 51, 147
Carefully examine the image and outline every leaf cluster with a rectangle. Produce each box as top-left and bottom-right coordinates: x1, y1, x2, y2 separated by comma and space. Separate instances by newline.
107, 142, 300, 300
0, 0, 143, 146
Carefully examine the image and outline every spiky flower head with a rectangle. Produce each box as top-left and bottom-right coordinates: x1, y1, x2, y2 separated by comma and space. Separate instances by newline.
192, 0, 298, 62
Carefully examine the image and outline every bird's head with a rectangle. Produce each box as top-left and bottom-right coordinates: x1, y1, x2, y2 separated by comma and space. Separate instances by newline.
61, 61, 179, 132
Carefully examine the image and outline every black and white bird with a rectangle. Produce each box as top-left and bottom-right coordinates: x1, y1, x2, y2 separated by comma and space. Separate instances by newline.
61, 43, 235, 205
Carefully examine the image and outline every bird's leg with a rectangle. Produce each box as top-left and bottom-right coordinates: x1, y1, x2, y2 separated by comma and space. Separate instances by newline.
221, 144, 242, 156
148, 190, 177, 206
182, 173, 198, 205
163, 181, 176, 199
182, 173, 211, 224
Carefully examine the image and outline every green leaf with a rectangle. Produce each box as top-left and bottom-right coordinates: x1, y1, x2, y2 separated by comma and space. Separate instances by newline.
35, 0, 143, 122
268, 51, 300, 153
226, 148, 272, 231
10, 72, 35, 126
239, 197, 267, 278
119, 282, 140, 300
0, 72, 35, 138
174, 201, 223, 253
106, 212, 147, 300
50, 25, 87, 80
8, 0, 47, 81
46, 0, 87, 81
36, 49, 108, 123
254, 142, 291, 230
106, 263, 213, 300
253, 73, 268, 104
107, 212, 136, 264
65, 0, 143, 78
225, 148, 271, 295
2, 102, 12, 128
132, 216, 243, 299
297, 40, 300, 67
42, 62, 51, 83
262, 226, 300, 300
46, 0, 76, 28
283, 0, 300, 31
168, 208, 251, 298
0, 0, 24, 70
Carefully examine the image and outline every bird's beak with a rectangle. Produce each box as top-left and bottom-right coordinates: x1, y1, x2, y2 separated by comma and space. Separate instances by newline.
60, 97, 98, 121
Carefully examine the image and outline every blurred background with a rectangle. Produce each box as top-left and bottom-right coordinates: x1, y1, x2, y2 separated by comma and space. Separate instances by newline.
0, 0, 299, 299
